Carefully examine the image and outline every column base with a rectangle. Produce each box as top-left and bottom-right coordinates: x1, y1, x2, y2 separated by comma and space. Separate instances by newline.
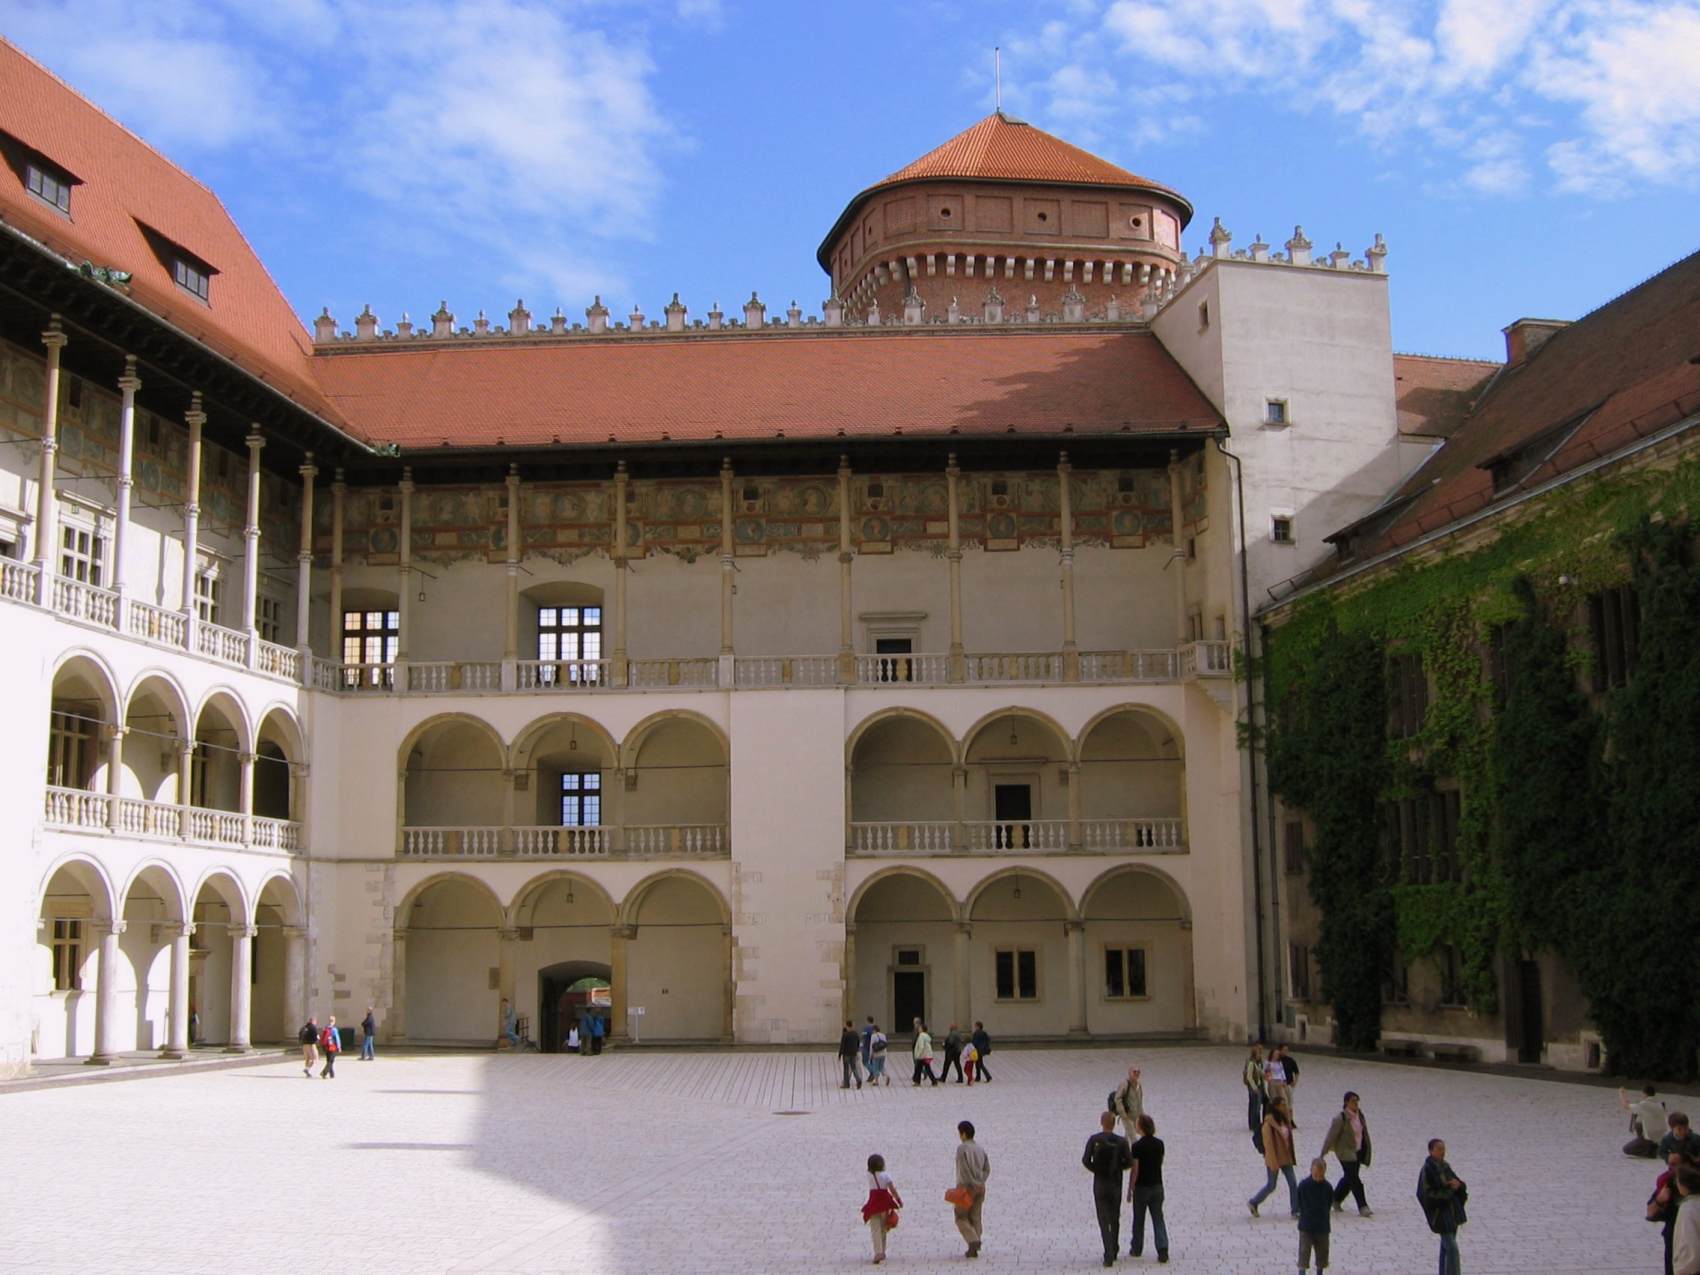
1067, 1026, 1092, 1039
84, 1054, 117, 1066
222, 1044, 253, 1055
158, 1048, 188, 1060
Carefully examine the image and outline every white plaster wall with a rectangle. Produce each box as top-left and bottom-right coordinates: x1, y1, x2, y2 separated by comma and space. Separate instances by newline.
626, 877, 726, 1040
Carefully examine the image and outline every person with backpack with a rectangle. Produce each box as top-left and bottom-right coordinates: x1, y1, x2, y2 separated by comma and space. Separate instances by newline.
1082, 1111, 1133, 1267
1321, 1091, 1373, 1215
360, 1005, 377, 1061
860, 1151, 903, 1265
318, 1015, 342, 1079
1417, 1138, 1466, 1275
867, 1023, 890, 1086
298, 1016, 319, 1077
971, 1021, 993, 1083
1250, 1095, 1299, 1217
1111, 1064, 1145, 1142
839, 1019, 865, 1089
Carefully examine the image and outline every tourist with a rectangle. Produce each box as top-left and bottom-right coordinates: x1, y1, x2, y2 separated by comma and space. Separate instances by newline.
588, 1011, 606, 1055
319, 1015, 341, 1079
1111, 1064, 1145, 1143
1129, 1113, 1169, 1263
1265, 1044, 1291, 1110
1664, 1114, 1700, 1162
1295, 1157, 1333, 1274
953, 1119, 991, 1259
943, 1023, 966, 1084
1648, 1150, 1690, 1275
360, 1005, 377, 1061
962, 1036, 979, 1084
500, 997, 520, 1050
1676, 1166, 1700, 1275
861, 1152, 903, 1265
1624, 1085, 1668, 1157
298, 1015, 319, 1077
1417, 1138, 1466, 1275
566, 1024, 580, 1053
971, 1022, 993, 1083
1321, 1091, 1373, 1215
839, 1019, 865, 1089
1082, 1110, 1133, 1267
1244, 1043, 1268, 1132
1250, 1096, 1299, 1217
868, 1024, 889, 1086
912, 1022, 939, 1086
1278, 1044, 1302, 1101
860, 1015, 876, 1074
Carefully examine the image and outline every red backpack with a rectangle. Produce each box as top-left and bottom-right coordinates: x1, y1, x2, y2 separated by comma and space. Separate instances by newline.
320, 1026, 339, 1053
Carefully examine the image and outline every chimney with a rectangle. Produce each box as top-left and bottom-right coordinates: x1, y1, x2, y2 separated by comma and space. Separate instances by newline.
1502, 318, 1569, 368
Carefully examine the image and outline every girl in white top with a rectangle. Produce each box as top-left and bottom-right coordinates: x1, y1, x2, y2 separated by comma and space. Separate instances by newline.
860, 1153, 903, 1264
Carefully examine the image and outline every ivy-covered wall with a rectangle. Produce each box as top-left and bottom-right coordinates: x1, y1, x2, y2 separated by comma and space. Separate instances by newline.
1263, 447, 1700, 1077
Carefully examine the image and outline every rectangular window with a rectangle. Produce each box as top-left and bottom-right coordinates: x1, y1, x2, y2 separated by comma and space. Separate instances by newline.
50, 919, 82, 991
1197, 300, 1210, 330
257, 595, 283, 644
1588, 585, 1639, 691
1438, 945, 1466, 1008
194, 572, 222, 625
342, 609, 399, 687
59, 525, 104, 586
1104, 947, 1148, 1000
1283, 819, 1306, 874
1265, 399, 1288, 426
1270, 515, 1294, 544
1431, 788, 1462, 883
994, 948, 1038, 1001
560, 771, 602, 826
1389, 652, 1428, 738
47, 710, 90, 787
26, 162, 72, 213
1289, 943, 1312, 1001
537, 605, 603, 685
173, 256, 211, 302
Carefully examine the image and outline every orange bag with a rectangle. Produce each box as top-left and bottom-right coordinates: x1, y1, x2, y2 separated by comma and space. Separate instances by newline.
945, 1186, 973, 1212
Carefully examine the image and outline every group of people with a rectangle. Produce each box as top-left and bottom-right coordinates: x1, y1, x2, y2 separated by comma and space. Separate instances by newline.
1621, 1086, 1700, 1275
296, 1007, 377, 1078
837, 1018, 994, 1090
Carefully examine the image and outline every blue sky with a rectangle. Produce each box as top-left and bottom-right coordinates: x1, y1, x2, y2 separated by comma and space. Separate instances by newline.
9, 0, 1700, 360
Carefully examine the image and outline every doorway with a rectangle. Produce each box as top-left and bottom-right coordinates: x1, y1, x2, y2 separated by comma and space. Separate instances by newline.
1517, 960, 1543, 1064
893, 969, 926, 1037
538, 960, 612, 1053
993, 783, 1032, 849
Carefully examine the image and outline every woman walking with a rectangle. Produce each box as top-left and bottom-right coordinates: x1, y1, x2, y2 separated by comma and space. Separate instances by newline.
868, 1024, 890, 1086
912, 1022, 939, 1086
1244, 1043, 1267, 1132
860, 1153, 903, 1264
1250, 1095, 1300, 1217
1322, 1091, 1374, 1215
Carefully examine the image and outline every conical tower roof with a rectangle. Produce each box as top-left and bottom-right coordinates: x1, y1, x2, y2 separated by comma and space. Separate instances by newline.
873, 111, 1181, 196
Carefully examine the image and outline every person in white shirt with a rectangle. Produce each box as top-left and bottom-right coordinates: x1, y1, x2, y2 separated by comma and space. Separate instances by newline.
860, 1153, 903, 1264
1622, 1084, 1668, 1157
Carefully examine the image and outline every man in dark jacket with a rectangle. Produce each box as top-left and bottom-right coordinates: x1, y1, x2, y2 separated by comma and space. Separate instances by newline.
1295, 1157, 1333, 1273
360, 1006, 377, 1061
942, 1023, 966, 1083
971, 1021, 993, 1083
838, 1020, 863, 1089
1083, 1111, 1133, 1267
1418, 1138, 1466, 1275
1663, 1113, 1700, 1162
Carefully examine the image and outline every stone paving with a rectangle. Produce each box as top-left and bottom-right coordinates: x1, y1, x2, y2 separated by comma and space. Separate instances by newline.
0, 1044, 1667, 1274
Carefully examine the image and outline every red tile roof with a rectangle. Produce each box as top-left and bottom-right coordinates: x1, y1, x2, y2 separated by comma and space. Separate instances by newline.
1392, 354, 1498, 438
0, 40, 346, 428
307, 328, 1221, 449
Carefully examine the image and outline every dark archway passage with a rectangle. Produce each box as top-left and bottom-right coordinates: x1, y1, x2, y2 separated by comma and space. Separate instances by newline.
538, 960, 612, 1053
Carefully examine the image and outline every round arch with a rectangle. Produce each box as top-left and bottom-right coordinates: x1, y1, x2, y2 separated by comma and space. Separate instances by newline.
255, 703, 307, 759
253, 870, 305, 926
37, 852, 118, 921
51, 648, 122, 722
620, 709, 729, 770
119, 859, 189, 923
846, 707, 961, 767
509, 711, 620, 772
395, 871, 506, 924
618, 868, 732, 929
189, 867, 250, 923
964, 864, 1079, 922
847, 864, 962, 924
961, 705, 1075, 763
396, 712, 506, 771
192, 688, 254, 756
1078, 862, 1193, 924
1076, 703, 1186, 760
507, 869, 619, 927
122, 669, 194, 740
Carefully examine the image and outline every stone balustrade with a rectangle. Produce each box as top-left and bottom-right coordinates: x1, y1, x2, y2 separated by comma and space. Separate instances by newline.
44, 785, 304, 854
849, 816, 1186, 857
401, 823, 728, 860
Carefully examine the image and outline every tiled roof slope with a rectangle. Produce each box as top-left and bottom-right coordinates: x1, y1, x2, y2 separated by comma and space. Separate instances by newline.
1393, 353, 1498, 438
0, 40, 346, 428
874, 112, 1183, 199
308, 329, 1222, 449
1348, 250, 1700, 557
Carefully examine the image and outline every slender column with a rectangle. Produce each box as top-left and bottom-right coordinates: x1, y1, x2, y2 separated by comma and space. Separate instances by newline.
1057, 451, 1078, 679
718, 460, 734, 655
946, 455, 964, 680
611, 462, 629, 684
1180, 919, 1197, 1030
176, 741, 195, 839
722, 924, 735, 1043
841, 922, 857, 1029
951, 764, 967, 850
288, 761, 308, 823
329, 469, 346, 657
610, 924, 635, 1043
503, 464, 522, 682
497, 927, 518, 1045
1066, 762, 1082, 850
1168, 450, 1188, 644
226, 924, 255, 1051
104, 725, 126, 831
241, 429, 264, 658
282, 925, 308, 1030
33, 320, 67, 605
161, 922, 192, 1057
396, 467, 414, 661
111, 355, 141, 628
238, 751, 255, 845
180, 393, 205, 650
501, 769, 517, 854
953, 921, 972, 1029
87, 919, 126, 1064
1065, 919, 1089, 1036
295, 452, 316, 657
837, 456, 854, 682
389, 929, 408, 1041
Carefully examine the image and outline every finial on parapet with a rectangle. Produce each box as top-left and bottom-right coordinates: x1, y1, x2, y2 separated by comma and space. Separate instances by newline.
947, 295, 961, 324
396, 311, 413, 338
787, 299, 802, 326
1249, 233, 1270, 264
432, 301, 453, 337
665, 292, 687, 332
1106, 295, 1120, 322
313, 308, 337, 342
981, 285, 1004, 325
509, 299, 531, 334
1367, 233, 1388, 273
551, 307, 567, 334
1209, 216, 1233, 259
743, 291, 766, 329
1061, 285, 1086, 323
355, 304, 378, 340
1330, 242, 1351, 269
866, 297, 882, 326
902, 284, 925, 325
628, 301, 645, 329
708, 300, 724, 330
1286, 225, 1313, 266
586, 295, 609, 335
1025, 293, 1040, 324
474, 309, 490, 336
823, 294, 844, 327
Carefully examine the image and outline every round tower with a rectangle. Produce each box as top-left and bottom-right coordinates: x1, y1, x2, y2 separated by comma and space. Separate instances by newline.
817, 111, 1193, 323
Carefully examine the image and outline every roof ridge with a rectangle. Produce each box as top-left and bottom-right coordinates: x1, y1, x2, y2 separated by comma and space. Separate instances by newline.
1394, 351, 1501, 364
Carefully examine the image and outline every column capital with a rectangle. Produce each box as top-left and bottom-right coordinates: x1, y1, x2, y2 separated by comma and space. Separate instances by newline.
392, 927, 410, 943
498, 927, 522, 943
238, 751, 257, 766
101, 723, 127, 742
946, 452, 960, 477
184, 390, 207, 429
41, 318, 68, 351
245, 428, 265, 452
399, 465, 415, 492
505, 463, 521, 487
954, 920, 973, 937
158, 921, 195, 941
281, 925, 308, 940
1057, 449, 1071, 473
117, 355, 142, 394
1063, 918, 1087, 935
299, 455, 319, 481
612, 924, 637, 941
90, 918, 128, 938
228, 924, 259, 941
333, 466, 347, 490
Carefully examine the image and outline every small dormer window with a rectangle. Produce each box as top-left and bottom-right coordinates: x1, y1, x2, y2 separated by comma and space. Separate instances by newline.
173, 256, 211, 302
26, 161, 72, 213
135, 220, 218, 305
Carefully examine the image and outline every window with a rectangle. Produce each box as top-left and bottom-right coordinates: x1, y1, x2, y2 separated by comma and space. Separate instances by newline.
895, 947, 922, 967
872, 636, 914, 683
50, 919, 82, 991
1264, 399, 1288, 426
173, 256, 211, 302
47, 710, 91, 787
342, 609, 399, 687
560, 772, 601, 826
994, 948, 1038, 1001
1389, 652, 1428, 738
1270, 515, 1294, 545
257, 595, 283, 644
59, 524, 104, 586
26, 161, 72, 214
1289, 943, 1312, 1001
1437, 945, 1466, 1008
538, 605, 602, 684
1197, 300, 1210, 330
1104, 947, 1148, 999
1588, 585, 1639, 691
1283, 819, 1306, 874
194, 571, 222, 625
1383, 790, 1458, 885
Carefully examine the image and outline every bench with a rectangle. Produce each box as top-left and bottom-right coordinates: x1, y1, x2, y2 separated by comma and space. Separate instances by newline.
1426, 1043, 1481, 1064
1381, 1039, 1423, 1058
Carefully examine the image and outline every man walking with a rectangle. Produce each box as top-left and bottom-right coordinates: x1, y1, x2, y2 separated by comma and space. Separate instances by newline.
588, 1012, 606, 1054
954, 1120, 991, 1259
1112, 1064, 1145, 1144
838, 1019, 864, 1089
319, 1015, 341, 1079
1083, 1111, 1132, 1267
1296, 1157, 1333, 1274
1417, 1138, 1466, 1275
298, 1015, 319, 1077
943, 1023, 966, 1084
912, 1022, 939, 1086
860, 1015, 876, 1074
1129, 1114, 1169, 1263
1321, 1091, 1373, 1215
971, 1021, 993, 1083
360, 1005, 377, 1061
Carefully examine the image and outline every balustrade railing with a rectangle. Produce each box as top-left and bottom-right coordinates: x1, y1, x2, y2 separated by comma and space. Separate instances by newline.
963, 819, 1071, 852
733, 655, 839, 687
849, 821, 957, 854
966, 652, 1064, 683
45, 785, 108, 829
195, 620, 249, 667
401, 826, 503, 857
1180, 640, 1232, 678
47, 786, 306, 851
125, 599, 186, 647
855, 653, 951, 685
407, 661, 502, 693
52, 576, 118, 628
1079, 817, 1187, 851
515, 659, 610, 690
0, 558, 38, 603
510, 825, 611, 856
624, 823, 728, 856
629, 658, 719, 689
115, 795, 180, 839
1079, 649, 1180, 681
250, 815, 304, 853
256, 641, 301, 681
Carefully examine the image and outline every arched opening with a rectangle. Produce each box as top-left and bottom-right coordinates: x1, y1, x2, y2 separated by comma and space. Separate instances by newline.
191, 694, 246, 816
120, 864, 186, 1053
849, 870, 958, 1046
624, 873, 731, 1041
401, 717, 506, 856
33, 858, 115, 1060
538, 960, 613, 1054
401, 876, 503, 1043
48, 655, 118, 796
848, 712, 956, 853
121, 675, 190, 805
962, 711, 1071, 851
1078, 708, 1186, 850
512, 715, 616, 854
1081, 868, 1194, 1034
253, 875, 304, 1043
623, 715, 729, 855
512, 873, 616, 1049
966, 870, 1073, 1037
254, 709, 302, 823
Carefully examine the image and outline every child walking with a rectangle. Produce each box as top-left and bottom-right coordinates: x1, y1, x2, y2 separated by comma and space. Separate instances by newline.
962, 1038, 979, 1084
861, 1153, 903, 1264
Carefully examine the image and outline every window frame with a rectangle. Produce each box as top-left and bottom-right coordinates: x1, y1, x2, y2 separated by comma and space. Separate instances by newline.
1388, 651, 1429, 738
256, 594, 284, 644
1102, 944, 1150, 1001
341, 608, 399, 688
1288, 942, 1312, 1001
26, 161, 73, 214
172, 255, 212, 303
537, 603, 603, 685
1587, 585, 1639, 692
1270, 513, 1295, 545
993, 947, 1041, 1002
559, 770, 602, 828
1263, 398, 1290, 427
49, 916, 84, 991
1437, 944, 1467, 1008
1282, 818, 1306, 875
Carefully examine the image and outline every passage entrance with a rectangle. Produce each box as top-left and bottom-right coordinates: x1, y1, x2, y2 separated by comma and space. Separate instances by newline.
538, 961, 612, 1053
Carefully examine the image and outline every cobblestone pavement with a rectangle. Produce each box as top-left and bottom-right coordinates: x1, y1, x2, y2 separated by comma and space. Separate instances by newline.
0, 1045, 1665, 1274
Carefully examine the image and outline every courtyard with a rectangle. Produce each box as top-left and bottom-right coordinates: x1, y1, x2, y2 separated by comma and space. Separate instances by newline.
0, 1044, 1665, 1274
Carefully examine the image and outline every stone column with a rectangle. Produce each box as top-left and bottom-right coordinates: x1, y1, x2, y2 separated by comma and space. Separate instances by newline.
282, 924, 308, 1029
837, 456, 854, 682
722, 924, 736, 1043
396, 467, 414, 663
226, 924, 255, 1051
1065, 919, 1089, 1036
841, 922, 857, 1028
33, 319, 66, 605
176, 741, 195, 839
241, 429, 264, 662
1180, 920, 1198, 1029
497, 927, 518, 1044
389, 929, 408, 1041
610, 923, 635, 1043
86, 919, 126, 1064
946, 455, 965, 681
180, 393, 205, 650
238, 751, 255, 845
718, 460, 734, 681
1057, 451, 1079, 679
503, 464, 522, 687
953, 922, 972, 1030
1168, 450, 1188, 644
111, 355, 140, 628
952, 764, 967, 850
295, 452, 316, 659
104, 724, 125, 831
611, 462, 629, 685
1066, 762, 1083, 850
329, 469, 346, 658
161, 922, 192, 1057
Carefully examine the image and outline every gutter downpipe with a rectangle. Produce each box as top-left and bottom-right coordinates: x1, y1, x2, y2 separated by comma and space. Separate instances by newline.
1214, 432, 1270, 1041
